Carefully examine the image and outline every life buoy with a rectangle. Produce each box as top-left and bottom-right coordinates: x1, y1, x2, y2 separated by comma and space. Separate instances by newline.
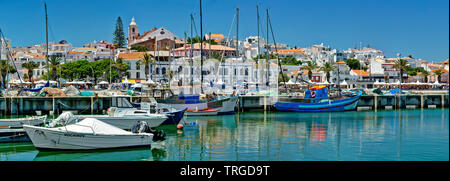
310, 90, 317, 98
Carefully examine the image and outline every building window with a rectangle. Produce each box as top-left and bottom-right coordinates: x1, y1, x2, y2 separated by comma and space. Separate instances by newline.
136, 72, 140, 79
156, 68, 160, 75
162, 67, 166, 75
245, 68, 248, 76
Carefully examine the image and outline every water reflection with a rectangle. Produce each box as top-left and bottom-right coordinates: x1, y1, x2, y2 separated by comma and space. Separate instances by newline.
0, 109, 448, 161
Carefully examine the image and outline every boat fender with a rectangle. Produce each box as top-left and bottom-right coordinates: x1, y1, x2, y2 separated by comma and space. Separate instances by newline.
177, 124, 184, 129
311, 90, 316, 98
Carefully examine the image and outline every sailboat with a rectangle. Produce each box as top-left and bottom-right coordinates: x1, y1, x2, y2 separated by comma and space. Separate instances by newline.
157, 0, 239, 116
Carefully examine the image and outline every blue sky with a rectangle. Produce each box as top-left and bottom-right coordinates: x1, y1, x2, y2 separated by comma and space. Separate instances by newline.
0, 0, 448, 62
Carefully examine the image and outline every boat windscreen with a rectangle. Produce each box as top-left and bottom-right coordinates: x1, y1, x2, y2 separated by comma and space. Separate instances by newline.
111, 97, 134, 108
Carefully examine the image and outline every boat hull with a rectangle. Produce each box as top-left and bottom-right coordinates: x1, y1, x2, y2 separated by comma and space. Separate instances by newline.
162, 108, 186, 125
0, 129, 30, 143
274, 95, 360, 112
0, 115, 47, 128
158, 96, 238, 116
75, 115, 166, 130
23, 125, 152, 151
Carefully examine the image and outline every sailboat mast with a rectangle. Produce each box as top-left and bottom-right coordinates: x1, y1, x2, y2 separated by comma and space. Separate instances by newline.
256, 5, 260, 90
236, 8, 239, 57
190, 14, 194, 93
199, 0, 204, 94
265, 9, 269, 87
45, 3, 50, 81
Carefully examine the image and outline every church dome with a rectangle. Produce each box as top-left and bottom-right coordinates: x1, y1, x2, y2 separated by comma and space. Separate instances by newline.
130, 17, 137, 26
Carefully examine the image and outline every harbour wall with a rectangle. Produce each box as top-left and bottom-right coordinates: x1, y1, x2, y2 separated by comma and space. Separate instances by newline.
0, 94, 449, 115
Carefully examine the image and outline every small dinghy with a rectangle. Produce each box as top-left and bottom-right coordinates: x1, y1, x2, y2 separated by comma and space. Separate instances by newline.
0, 115, 47, 128
0, 115, 47, 143
23, 118, 154, 151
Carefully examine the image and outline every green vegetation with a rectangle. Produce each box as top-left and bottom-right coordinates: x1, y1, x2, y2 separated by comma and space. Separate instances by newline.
0, 60, 17, 88
113, 16, 126, 48
48, 59, 129, 83
319, 62, 336, 82
393, 59, 410, 83
140, 53, 156, 80
22, 61, 39, 82
433, 69, 445, 82
131, 46, 148, 52
345, 59, 362, 70
187, 36, 217, 45
301, 61, 319, 80
281, 57, 302, 65
278, 73, 288, 83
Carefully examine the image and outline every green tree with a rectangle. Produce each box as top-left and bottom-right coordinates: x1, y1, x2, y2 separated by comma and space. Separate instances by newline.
113, 58, 129, 81
420, 70, 430, 83
46, 55, 61, 81
113, 17, 126, 48
408, 70, 417, 77
393, 58, 410, 83
131, 46, 148, 52
301, 61, 319, 81
433, 69, 445, 83
22, 61, 39, 82
187, 36, 217, 45
252, 54, 276, 61
140, 53, 155, 80
345, 59, 362, 70
319, 62, 336, 82
211, 51, 225, 62
0, 60, 17, 87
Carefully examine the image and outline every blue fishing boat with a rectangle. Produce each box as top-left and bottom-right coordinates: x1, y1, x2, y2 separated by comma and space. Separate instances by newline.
274, 85, 361, 112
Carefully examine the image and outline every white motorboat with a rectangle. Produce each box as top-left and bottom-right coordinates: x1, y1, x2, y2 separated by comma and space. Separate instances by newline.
0, 115, 47, 128
75, 107, 167, 130
23, 118, 153, 151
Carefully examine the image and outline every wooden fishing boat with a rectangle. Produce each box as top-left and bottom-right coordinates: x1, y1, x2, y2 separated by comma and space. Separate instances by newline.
274, 85, 361, 112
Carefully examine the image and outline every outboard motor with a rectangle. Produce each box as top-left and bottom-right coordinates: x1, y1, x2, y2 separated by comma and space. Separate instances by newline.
131, 121, 166, 141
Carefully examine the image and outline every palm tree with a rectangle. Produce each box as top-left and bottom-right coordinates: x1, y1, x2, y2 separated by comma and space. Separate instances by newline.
114, 57, 129, 81
301, 61, 319, 81
47, 55, 61, 81
0, 60, 17, 88
420, 70, 430, 83
319, 62, 336, 82
22, 61, 39, 83
433, 69, 444, 83
393, 58, 409, 83
140, 53, 155, 80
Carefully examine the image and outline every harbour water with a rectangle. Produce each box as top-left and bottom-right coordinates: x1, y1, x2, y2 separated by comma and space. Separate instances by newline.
0, 108, 448, 161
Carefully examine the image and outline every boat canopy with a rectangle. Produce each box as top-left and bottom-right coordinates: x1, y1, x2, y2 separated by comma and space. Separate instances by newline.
61, 118, 132, 135
305, 85, 328, 99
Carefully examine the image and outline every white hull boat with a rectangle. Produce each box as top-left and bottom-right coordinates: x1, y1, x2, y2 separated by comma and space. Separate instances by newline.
75, 108, 167, 130
23, 118, 153, 151
0, 115, 47, 128
157, 96, 238, 116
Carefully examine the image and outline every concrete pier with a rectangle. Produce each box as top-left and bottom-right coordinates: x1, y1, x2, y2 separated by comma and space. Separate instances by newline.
0, 94, 449, 115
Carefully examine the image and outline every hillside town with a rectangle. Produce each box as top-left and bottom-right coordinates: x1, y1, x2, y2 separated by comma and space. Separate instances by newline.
1, 16, 449, 93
